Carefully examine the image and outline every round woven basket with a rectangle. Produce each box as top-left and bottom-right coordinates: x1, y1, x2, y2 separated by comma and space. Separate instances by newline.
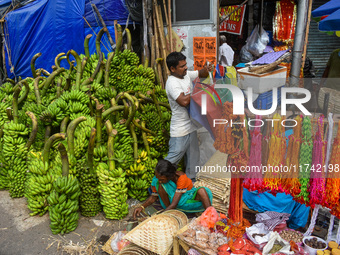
161, 210, 188, 228
123, 214, 179, 255
318, 87, 340, 113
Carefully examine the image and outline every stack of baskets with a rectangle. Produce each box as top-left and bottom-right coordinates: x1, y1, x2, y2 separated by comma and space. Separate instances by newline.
121, 210, 188, 255
194, 172, 231, 215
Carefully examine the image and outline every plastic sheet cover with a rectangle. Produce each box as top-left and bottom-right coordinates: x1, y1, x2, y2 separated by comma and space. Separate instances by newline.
5, 0, 85, 78
84, 0, 130, 27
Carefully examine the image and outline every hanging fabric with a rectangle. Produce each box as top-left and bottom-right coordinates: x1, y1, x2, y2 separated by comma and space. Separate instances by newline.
273, 0, 297, 44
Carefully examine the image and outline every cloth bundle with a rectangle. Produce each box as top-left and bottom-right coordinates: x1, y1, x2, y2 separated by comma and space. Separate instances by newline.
256, 211, 290, 231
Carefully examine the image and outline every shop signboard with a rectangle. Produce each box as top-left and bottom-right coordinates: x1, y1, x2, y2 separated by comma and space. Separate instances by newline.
219, 5, 246, 35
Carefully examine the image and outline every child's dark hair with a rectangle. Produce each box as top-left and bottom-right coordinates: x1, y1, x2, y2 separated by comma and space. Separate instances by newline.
166, 52, 186, 71
155, 159, 176, 178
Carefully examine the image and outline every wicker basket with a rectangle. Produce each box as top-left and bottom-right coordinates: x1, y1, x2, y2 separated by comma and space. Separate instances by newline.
123, 214, 180, 255
318, 87, 340, 113
161, 210, 188, 229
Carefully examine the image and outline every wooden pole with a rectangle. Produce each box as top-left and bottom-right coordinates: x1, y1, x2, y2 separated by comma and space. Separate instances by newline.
168, 0, 173, 52
302, 0, 313, 70
153, 7, 165, 88
91, 4, 115, 47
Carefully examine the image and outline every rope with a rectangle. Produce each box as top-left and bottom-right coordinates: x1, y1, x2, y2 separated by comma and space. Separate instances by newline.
327, 214, 335, 242
304, 204, 320, 236
82, 16, 110, 53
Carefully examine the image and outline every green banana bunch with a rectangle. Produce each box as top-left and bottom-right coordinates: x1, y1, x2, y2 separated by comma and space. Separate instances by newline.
79, 170, 101, 217
141, 157, 158, 184
25, 152, 54, 216
48, 175, 81, 235
126, 162, 146, 176
93, 145, 108, 163
97, 162, 128, 219
1, 122, 29, 197
126, 177, 149, 201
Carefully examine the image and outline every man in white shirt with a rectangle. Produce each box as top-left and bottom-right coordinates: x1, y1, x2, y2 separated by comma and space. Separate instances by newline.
218, 35, 234, 67
165, 52, 212, 181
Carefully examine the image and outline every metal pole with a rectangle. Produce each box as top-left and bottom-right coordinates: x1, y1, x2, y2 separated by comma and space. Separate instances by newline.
289, 0, 309, 87
247, 0, 254, 37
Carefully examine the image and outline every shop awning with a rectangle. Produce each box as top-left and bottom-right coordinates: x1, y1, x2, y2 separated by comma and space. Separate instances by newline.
312, 0, 340, 36
311, 0, 340, 17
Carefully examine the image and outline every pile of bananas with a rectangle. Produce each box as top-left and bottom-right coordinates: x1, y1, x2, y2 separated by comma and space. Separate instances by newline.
25, 152, 54, 216
79, 170, 101, 217
93, 145, 108, 163
97, 163, 128, 219
48, 175, 81, 235
126, 162, 146, 176
126, 177, 149, 201
112, 122, 134, 169
141, 157, 158, 184
2, 122, 29, 197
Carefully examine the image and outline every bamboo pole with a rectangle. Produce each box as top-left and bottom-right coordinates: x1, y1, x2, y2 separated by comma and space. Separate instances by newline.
153, 6, 165, 88
150, 35, 155, 68
168, 0, 173, 52
162, 0, 170, 52
114, 20, 118, 45
302, 0, 313, 70
154, 0, 170, 79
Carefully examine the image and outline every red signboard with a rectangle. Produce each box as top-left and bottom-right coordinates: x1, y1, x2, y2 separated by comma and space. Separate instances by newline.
219, 5, 246, 35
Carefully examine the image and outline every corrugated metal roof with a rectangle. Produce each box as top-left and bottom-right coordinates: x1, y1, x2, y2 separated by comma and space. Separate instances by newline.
306, 0, 340, 77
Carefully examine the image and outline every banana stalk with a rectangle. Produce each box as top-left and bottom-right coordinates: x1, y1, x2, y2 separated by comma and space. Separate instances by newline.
31, 52, 42, 78
95, 63, 104, 84
66, 116, 86, 160
18, 80, 29, 105
6, 78, 15, 86
104, 52, 114, 88
58, 143, 70, 177
56, 78, 62, 98
84, 34, 93, 58
87, 128, 96, 174
80, 56, 88, 79
102, 105, 125, 119
33, 77, 43, 105
44, 126, 52, 143
60, 116, 70, 133
42, 133, 66, 165
132, 118, 156, 136
95, 27, 106, 59
90, 52, 103, 81
94, 99, 104, 146
12, 86, 21, 124
41, 68, 66, 97
54, 53, 65, 69
125, 28, 132, 51
107, 128, 118, 171
115, 24, 123, 55
130, 124, 138, 160
6, 107, 13, 121
25, 111, 38, 150
67, 50, 82, 90
121, 92, 136, 128
141, 121, 151, 155
150, 90, 164, 123
64, 78, 71, 91
137, 92, 170, 110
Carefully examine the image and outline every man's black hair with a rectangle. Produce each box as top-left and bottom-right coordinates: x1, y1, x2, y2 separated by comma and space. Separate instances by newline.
166, 52, 186, 71
155, 159, 177, 178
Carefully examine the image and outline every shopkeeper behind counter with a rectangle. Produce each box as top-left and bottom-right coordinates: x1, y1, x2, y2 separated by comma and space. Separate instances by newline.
133, 159, 213, 219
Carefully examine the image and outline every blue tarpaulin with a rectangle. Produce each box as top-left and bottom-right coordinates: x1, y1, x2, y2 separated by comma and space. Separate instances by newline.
5, 0, 85, 78
84, 0, 130, 27
4, 0, 131, 79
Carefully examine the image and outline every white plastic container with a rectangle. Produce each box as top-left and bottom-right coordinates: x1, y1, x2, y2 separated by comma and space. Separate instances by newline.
237, 65, 287, 94
302, 236, 328, 255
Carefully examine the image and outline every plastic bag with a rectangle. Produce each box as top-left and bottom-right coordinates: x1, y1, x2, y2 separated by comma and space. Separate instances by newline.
110, 231, 130, 252
200, 206, 219, 228
246, 25, 269, 57
262, 232, 293, 255
239, 45, 254, 63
